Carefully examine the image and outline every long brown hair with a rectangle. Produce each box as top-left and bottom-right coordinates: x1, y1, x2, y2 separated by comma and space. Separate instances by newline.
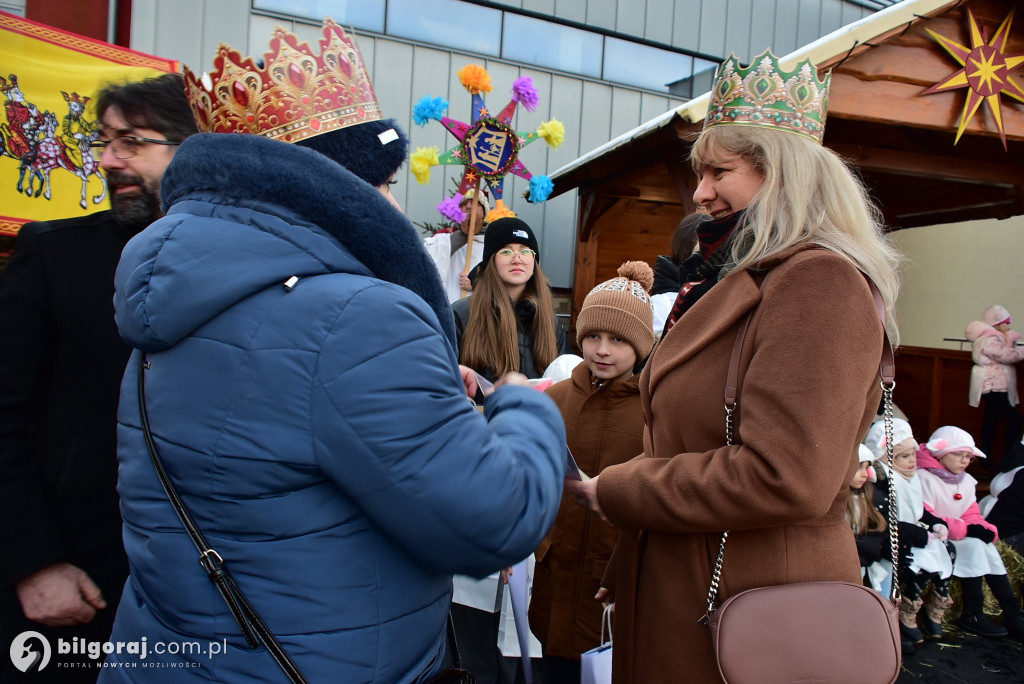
846, 481, 887, 535
460, 255, 559, 378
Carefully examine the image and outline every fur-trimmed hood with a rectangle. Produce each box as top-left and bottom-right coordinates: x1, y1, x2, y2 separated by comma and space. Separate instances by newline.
116, 133, 455, 349
966, 319, 1021, 346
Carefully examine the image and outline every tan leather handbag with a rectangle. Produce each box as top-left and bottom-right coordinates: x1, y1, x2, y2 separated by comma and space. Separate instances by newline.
702, 285, 902, 684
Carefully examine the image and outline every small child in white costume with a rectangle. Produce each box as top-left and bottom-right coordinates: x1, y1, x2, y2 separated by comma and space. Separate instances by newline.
916, 425, 1024, 640
865, 419, 954, 646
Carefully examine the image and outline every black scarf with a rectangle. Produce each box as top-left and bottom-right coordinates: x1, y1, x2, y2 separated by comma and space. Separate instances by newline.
662, 211, 743, 334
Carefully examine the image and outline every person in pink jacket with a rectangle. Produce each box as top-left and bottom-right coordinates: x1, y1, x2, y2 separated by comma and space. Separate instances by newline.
916, 426, 1024, 641
966, 305, 1024, 458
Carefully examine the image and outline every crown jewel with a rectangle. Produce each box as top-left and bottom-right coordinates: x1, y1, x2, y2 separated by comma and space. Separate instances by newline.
183, 18, 382, 143
705, 50, 830, 144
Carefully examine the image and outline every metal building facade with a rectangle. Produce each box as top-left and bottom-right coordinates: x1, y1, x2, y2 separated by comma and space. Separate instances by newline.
122, 0, 895, 287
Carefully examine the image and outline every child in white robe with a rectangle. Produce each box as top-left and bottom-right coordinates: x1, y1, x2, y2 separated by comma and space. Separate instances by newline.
865, 419, 954, 647
916, 425, 1024, 640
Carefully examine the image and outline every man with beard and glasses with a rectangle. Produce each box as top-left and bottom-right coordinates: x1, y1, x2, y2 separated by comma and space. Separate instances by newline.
0, 73, 196, 683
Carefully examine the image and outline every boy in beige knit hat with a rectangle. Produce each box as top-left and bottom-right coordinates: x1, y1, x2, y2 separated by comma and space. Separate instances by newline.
574, 261, 657, 380
529, 261, 653, 681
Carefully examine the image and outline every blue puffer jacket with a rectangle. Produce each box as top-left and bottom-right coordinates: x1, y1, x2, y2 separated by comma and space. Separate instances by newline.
100, 134, 565, 683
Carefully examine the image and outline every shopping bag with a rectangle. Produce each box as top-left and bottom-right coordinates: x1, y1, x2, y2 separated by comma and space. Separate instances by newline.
580, 604, 612, 684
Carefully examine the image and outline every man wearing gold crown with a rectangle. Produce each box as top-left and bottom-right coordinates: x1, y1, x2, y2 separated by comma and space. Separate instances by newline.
0, 73, 197, 683
565, 50, 902, 682
99, 20, 564, 684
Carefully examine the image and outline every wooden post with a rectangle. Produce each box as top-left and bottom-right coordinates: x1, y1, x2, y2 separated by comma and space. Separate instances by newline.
461, 177, 483, 298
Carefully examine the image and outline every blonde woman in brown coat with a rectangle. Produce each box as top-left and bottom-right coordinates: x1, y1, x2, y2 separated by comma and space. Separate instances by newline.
565, 50, 900, 683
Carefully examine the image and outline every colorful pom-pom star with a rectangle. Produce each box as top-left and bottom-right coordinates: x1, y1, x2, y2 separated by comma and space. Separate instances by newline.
410, 64, 565, 222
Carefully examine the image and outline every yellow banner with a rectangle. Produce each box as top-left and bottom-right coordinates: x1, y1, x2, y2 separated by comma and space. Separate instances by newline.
0, 10, 178, 236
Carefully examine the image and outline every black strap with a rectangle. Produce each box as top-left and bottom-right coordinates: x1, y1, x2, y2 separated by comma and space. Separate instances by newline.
137, 353, 309, 684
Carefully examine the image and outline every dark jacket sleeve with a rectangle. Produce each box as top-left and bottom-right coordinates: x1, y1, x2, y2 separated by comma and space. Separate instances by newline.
556, 315, 573, 355
855, 532, 884, 566
0, 224, 69, 585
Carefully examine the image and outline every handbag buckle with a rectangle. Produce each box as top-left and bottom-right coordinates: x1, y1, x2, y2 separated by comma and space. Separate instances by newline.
198, 548, 226, 578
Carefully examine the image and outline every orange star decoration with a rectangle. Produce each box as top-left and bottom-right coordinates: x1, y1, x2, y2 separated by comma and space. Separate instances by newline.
922, 7, 1024, 150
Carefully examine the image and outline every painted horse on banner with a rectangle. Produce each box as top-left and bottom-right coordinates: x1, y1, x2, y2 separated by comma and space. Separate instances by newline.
21, 109, 107, 209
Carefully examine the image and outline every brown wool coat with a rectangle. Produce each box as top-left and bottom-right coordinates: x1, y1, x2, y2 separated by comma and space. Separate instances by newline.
530, 362, 645, 659
598, 246, 885, 683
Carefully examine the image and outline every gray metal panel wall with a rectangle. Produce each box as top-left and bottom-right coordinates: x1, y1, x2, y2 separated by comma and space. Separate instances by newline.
129, 0, 885, 288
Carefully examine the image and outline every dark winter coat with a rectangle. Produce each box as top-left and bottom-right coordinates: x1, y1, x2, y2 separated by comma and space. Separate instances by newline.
100, 134, 566, 683
529, 362, 643, 659
0, 211, 133, 672
451, 295, 572, 383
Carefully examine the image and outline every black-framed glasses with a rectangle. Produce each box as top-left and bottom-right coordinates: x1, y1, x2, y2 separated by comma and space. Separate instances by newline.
89, 135, 180, 159
496, 248, 537, 260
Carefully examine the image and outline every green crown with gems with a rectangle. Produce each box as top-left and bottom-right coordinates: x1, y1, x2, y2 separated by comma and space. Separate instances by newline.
705, 50, 830, 144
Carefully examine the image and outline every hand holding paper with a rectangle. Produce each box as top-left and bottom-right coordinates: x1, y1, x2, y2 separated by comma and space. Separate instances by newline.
565, 476, 605, 521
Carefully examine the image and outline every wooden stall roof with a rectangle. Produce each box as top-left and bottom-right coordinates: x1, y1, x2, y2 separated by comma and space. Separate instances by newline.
548, 0, 1024, 318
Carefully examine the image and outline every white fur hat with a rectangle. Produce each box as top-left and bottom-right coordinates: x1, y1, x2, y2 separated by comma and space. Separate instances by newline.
925, 425, 986, 459
864, 418, 915, 460
857, 444, 877, 482
463, 188, 491, 216
983, 305, 1011, 327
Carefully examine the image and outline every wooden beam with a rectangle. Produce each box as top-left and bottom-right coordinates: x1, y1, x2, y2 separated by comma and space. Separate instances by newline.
832, 144, 1024, 188
572, 238, 598, 324
828, 73, 1024, 142
579, 193, 598, 242
590, 199, 634, 242
602, 186, 684, 204
882, 185, 1017, 220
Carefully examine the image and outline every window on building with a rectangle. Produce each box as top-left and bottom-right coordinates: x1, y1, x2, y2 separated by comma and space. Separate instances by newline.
253, 0, 715, 97
252, 0, 386, 32
667, 57, 718, 98
501, 13, 602, 79
386, 0, 501, 56
603, 37, 698, 94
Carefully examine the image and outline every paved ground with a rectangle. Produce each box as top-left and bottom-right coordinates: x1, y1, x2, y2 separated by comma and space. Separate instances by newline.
898, 631, 1024, 682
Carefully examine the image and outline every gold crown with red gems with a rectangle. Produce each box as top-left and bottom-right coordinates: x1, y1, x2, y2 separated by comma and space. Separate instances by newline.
183, 18, 382, 143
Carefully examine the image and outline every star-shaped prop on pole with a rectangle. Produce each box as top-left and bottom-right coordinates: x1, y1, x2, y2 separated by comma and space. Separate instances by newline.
409, 64, 564, 223
922, 7, 1024, 150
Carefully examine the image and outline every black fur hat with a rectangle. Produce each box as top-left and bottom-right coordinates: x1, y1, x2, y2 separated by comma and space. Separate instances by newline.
297, 118, 409, 187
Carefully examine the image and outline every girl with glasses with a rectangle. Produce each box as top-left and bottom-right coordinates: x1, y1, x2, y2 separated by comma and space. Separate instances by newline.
453, 217, 571, 385
916, 426, 1024, 641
